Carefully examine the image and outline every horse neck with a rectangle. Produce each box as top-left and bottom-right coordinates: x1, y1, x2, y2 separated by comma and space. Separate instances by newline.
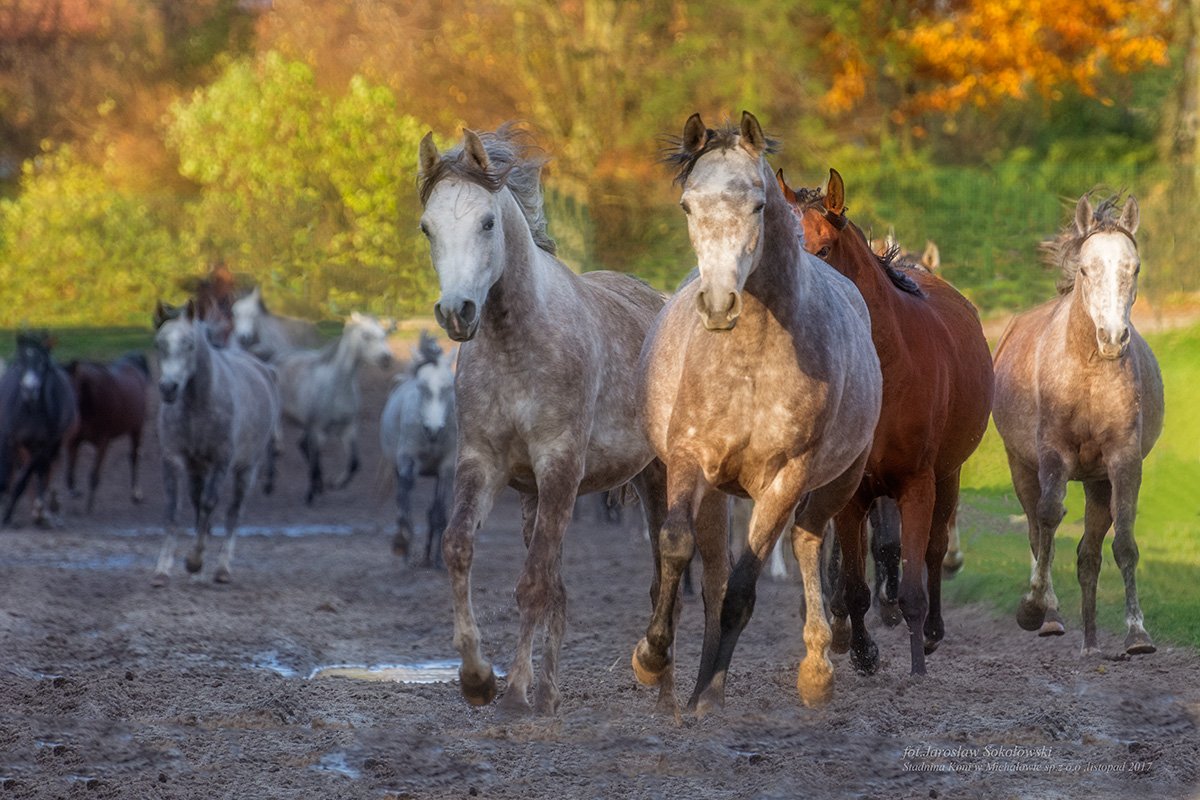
477, 189, 552, 342
1064, 284, 1107, 361
830, 222, 905, 340
331, 329, 367, 378
185, 328, 215, 402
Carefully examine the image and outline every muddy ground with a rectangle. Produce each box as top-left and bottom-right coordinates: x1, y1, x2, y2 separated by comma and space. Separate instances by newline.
1, 363, 1198, 800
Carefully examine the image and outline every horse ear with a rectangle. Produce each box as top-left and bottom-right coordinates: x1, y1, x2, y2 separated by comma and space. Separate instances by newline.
922, 241, 941, 271
739, 111, 767, 157
825, 168, 846, 215
682, 113, 707, 155
1120, 195, 1140, 235
185, 298, 197, 322
1075, 194, 1093, 236
418, 132, 440, 175
775, 168, 797, 204
462, 129, 490, 172
153, 300, 169, 329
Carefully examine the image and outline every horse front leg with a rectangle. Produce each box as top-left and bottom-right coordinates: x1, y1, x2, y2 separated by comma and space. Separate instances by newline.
1078, 479, 1113, 655
153, 459, 182, 587
186, 464, 225, 576
503, 451, 585, 715
869, 498, 903, 626
66, 437, 81, 499
3, 458, 37, 526
300, 430, 324, 505
832, 497, 877, 674
632, 459, 701, 715
86, 438, 110, 514
629, 459, 678, 714
942, 506, 963, 578
214, 465, 252, 584
392, 455, 416, 560
1015, 449, 1069, 636
1109, 458, 1154, 655
896, 473, 937, 675
334, 424, 359, 489
129, 431, 144, 504
443, 456, 504, 706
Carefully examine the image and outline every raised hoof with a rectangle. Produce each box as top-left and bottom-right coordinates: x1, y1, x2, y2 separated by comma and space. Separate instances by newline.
850, 641, 880, 675
150, 572, 168, 588
942, 551, 964, 579
213, 566, 232, 584
1125, 631, 1156, 655
459, 668, 498, 706
631, 638, 669, 687
185, 555, 203, 575
878, 599, 903, 628
830, 615, 852, 654
923, 637, 940, 655
1038, 609, 1066, 637
797, 658, 834, 707
1016, 597, 1046, 631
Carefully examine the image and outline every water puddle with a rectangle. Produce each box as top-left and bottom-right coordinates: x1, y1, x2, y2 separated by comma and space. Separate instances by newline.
251, 650, 301, 678
109, 524, 358, 539
309, 659, 463, 684
0, 553, 140, 571
310, 752, 361, 779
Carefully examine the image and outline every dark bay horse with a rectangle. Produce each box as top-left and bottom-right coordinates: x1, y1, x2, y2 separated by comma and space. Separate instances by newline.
993, 193, 1163, 655
0, 332, 78, 527
65, 353, 150, 512
633, 113, 881, 713
418, 123, 667, 714
779, 168, 994, 675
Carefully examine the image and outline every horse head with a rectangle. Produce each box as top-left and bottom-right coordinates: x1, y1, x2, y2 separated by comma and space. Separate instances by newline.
1071, 194, 1141, 359
413, 348, 456, 442
669, 111, 777, 331
231, 286, 265, 350
14, 330, 52, 405
346, 312, 395, 370
155, 300, 207, 404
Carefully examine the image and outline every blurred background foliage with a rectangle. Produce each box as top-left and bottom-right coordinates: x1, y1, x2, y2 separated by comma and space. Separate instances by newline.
0, 0, 1194, 325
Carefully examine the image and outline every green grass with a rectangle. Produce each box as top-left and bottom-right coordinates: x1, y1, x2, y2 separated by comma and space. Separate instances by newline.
951, 323, 1200, 648
0, 327, 156, 363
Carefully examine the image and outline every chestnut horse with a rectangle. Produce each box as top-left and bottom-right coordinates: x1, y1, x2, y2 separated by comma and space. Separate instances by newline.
65, 353, 151, 513
993, 193, 1162, 655
779, 168, 994, 675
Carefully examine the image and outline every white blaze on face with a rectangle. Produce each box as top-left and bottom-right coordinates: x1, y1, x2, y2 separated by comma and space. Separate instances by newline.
681, 149, 766, 327
20, 363, 40, 397
420, 179, 504, 328
231, 291, 260, 344
156, 321, 196, 391
1079, 232, 1139, 358
416, 356, 454, 436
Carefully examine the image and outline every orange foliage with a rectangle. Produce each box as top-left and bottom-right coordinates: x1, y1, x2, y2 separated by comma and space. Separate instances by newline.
823, 0, 1170, 117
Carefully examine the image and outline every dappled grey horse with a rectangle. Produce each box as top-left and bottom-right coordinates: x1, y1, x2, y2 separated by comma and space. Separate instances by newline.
418, 123, 667, 714
273, 312, 394, 505
379, 343, 457, 566
153, 300, 281, 585
993, 193, 1164, 655
632, 112, 881, 713
231, 286, 322, 362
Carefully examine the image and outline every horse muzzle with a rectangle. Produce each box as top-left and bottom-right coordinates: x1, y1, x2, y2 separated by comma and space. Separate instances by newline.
696, 288, 742, 332
159, 381, 180, 403
1096, 325, 1130, 360
434, 300, 479, 342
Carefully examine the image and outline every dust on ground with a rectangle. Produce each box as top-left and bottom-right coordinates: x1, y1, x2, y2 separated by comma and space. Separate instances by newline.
1, 366, 1197, 800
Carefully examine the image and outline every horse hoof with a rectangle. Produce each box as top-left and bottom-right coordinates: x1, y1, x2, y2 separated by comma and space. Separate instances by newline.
151, 573, 168, 588
533, 684, 561, 716
923, 637, 940, 655
797, 658, 834, 707
830, 615, 852, 654
689, 685, 724, 718
1125, 631, 1156, 655
850, 641, 880, 675
1016, 597, 1046, 631
459, 668, 498, 706
631, 638, 669, 687
131, 491, 144, 505
185, 556, 203, 575
213, 567, 232, 584
878, 599, 903, 628
498, 689, 533, 717
392, 532, 410, 559
1038, 615, 1065, 637
942, 552, 964, 579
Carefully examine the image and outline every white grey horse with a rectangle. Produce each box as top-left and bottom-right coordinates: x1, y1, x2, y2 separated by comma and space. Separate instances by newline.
231, 286, 322, 362
274, 312, 394, 505
379, 342, 456, 566
152, 300, 281, 586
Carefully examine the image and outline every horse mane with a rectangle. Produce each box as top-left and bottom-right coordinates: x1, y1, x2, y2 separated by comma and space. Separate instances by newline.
1041, 192, 1134, 295
660, 121, 780, 187
794, 187, 924, 297
418, 122, 557, 255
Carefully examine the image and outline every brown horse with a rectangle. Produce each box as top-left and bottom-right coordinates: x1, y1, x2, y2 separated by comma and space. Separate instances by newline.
993, 193, 1163, 655
634, 113, 882, 713
65, 353, 151, 513
779, 168, 994, 675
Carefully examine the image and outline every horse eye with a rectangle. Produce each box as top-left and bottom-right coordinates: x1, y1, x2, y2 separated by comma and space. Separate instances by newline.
482, 216, 495, 232
817, 246, 831, 259
752, 202, 765, 214
680, 201, 691, 216
419, 222, 430, 237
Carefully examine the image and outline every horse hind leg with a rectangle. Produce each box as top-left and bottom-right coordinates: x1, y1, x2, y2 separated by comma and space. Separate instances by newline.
1110, 462, 1154, 655
425, 464, 452, 569
832, 499, 878, 675
334, 426, 360, 489
393, 457, 417, 560
86, 438, 110, 514
896, 474, 937, 675
869, 498, 903, 627
1078, 479, 1113, 656
129, 430, 144, 504
300, 431, 324, 505
923, 471, 961, 655
942, 507, 963, 578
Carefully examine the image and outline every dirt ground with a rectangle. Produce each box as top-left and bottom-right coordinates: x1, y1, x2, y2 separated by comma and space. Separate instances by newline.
1, 363, 1198, 800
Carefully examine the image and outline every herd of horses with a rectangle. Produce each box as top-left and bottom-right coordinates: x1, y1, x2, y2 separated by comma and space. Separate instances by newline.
0, 110, 1163, 719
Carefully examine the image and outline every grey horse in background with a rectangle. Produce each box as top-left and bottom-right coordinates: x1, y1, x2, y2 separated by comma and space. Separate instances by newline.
231, 286, 322, 362
379, 339, 457, 566
152, 300, 281, 586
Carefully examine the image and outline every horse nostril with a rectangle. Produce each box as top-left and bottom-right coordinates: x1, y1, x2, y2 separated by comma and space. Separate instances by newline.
1119, 327, 1131, 345
433, 303, 447, 327
460, 300, 477, 325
